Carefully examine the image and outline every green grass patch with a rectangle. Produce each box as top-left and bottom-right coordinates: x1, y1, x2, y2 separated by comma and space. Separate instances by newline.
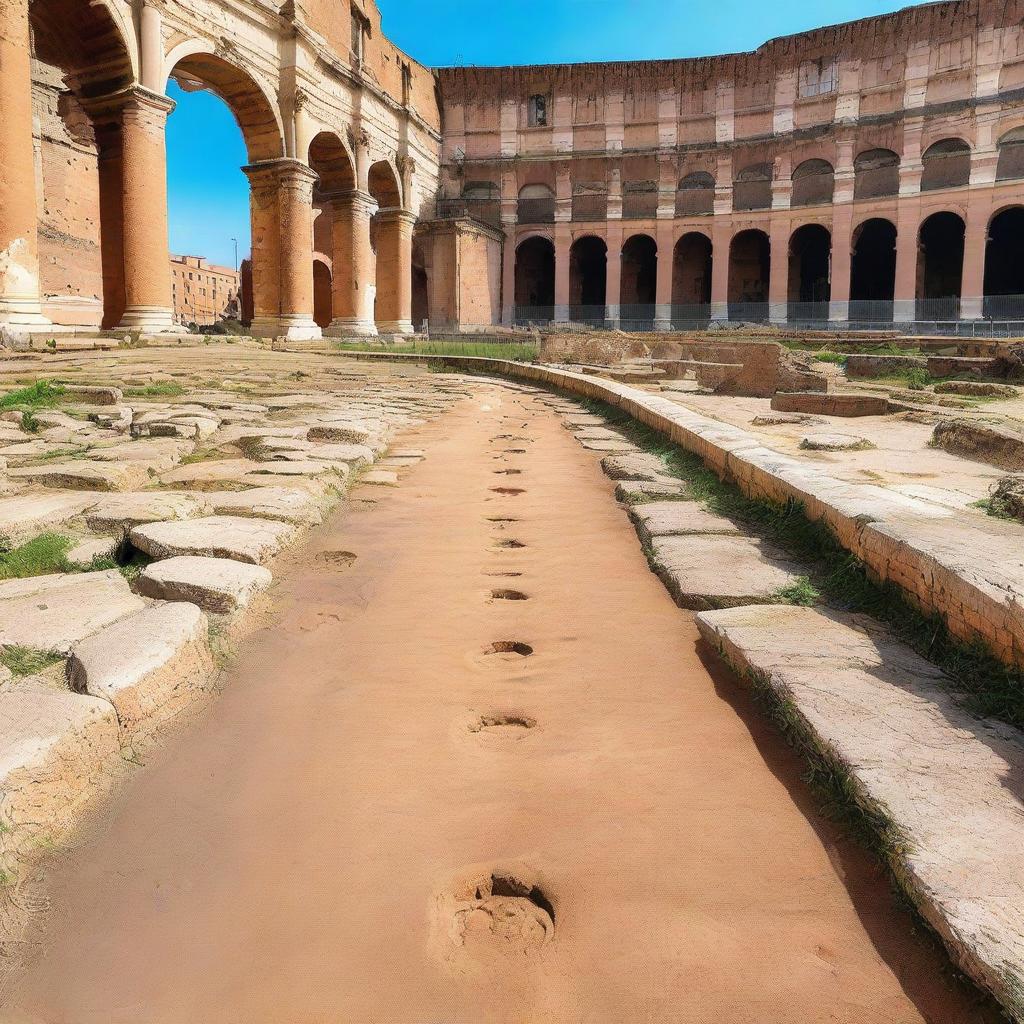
123, 382, 186, 398
0, 380, 66, 412
775, 576, 821, 606
0, 533, 74, 580
329, 340, 540, 361
810, 350, 847, 365
0, 645, 63, 677
578, 395, 1024, 730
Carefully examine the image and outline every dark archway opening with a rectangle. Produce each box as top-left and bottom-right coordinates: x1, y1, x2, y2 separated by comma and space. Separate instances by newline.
569, 236, 607, 323
850, 218, 897, 320
412, 239, 429, 330
514, 236, 555, 321
788, 224, 831, 320
620, 234, 657, 328
672, 233, 712, 325
984, 207, 1024, 318
728, 229, 770, 321
313, 259, 332, 329
917, 212, 965, 318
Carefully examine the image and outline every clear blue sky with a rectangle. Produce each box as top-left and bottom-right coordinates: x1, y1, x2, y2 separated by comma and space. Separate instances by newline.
167, 0, 930, 266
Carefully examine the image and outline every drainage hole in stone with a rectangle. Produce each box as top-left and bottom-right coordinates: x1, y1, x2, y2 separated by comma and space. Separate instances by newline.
485, 641, 533, 657
491, 487, 525, 496
490, 589, 528, 601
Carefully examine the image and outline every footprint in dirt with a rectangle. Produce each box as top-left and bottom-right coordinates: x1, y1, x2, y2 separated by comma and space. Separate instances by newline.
319, 550, 357, 569
490, 487, 525, 496
488, 589, 529, 601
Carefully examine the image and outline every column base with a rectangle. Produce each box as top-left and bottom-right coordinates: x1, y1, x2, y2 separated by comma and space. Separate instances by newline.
893, 299, 917, 323
710, 302, 729, 321
250, 315, 322, 340
116, 305, 176, 333
0, 297, 50, 328
961, 297, 984, 320
324, 318, 378, 338
374, 319, 414, 336
828, 300, 850, 323
768, 301, 788, 324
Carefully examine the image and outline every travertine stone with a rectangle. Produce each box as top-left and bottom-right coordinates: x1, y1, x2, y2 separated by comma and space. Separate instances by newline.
130, 515, 296, 565
67, 602, 213, 741
7, 460, 151, 492
63, 536, 118, 569
84, 491, 212, 533
136, 556, 272, 614
695, 604, 1024, 1020
799, 433, 875, 452
208, 486, 326, 526
0, 570, 145, 653
628, 501, 741, 546
614, 478, 690, 502
600, 452, 675, 482
0, 493, 98, 545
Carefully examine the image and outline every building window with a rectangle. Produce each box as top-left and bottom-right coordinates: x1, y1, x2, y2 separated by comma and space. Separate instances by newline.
351, 8, 365, 64
402, 62, 412, 106
799, 58, 838, 98
528, 94, 548, 127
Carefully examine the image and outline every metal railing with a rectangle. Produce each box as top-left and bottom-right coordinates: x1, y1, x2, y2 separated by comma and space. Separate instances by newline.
516, 197, 556, 224
435, 197, 502, 229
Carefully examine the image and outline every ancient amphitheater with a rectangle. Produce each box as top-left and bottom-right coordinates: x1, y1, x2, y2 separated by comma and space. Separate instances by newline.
1, 1, 1024, 1022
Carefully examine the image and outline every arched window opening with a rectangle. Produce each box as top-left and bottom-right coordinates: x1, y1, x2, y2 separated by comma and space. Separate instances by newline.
917, 212, 965, 319
514, 236, 555, 322
672, 233, 712, 325
728, 230, 770, 321
921, 138, 971, 192
676, 172, 715, 216
788, 224, 831, 320
569, 236, 607, 322
854, 149, 900, 200
984, 208, 1024, 318
791, 160, 835, 207
517, 184, 555, 224
850, 218, 897, 320
996, 128, 1024, 182
733, 163, 773, 211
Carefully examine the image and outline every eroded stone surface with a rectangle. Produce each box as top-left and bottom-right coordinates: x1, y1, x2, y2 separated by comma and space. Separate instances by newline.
628, 500, 741, 545
207, 486, 327, 526
136, 556, 273, 614
695, 604, 1024, 1020
130, 516, 296, 565
84, 492, 212, 533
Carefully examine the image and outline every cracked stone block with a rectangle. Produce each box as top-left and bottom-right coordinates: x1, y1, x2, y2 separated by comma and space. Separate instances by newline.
649, 534, 804, 609
695, 604, 1024, 1021
0, 493, 98, 546
7, 460, 152, 492
208, 486, 326, 526
0, 570, 146, 653
84, 492, 212, 534
600, 452, 675, 482
64, 536, 118, 570
67, 602, 214, 742
360, 469, 399, 486
136, 555, 273, 614
614, 479, 690, 502
628, 501, 741, 546
130, 515, 296, 565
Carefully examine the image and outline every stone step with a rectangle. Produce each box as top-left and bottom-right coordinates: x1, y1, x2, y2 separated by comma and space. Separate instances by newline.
694, 604, 1024, 1021
136, 555, 273, 614
770, 391, 892, 417
627, 500, 741, 546
130, 515, 296, 565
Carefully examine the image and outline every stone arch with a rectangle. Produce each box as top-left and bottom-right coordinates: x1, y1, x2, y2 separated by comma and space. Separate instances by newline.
518, 183, 556, 224
514, 235, 555, 319
984, 206, 1024, 316
167, 49, 285, 162
676, 172, 715, 216
788, 223, 831, 316
672, 232, 712, 310
728, 229, 770, 320
854, 148, 900, 200
368, 159, 403, 209
917, 211, 965, 315
620, 234, 657, 313
920, 138, 971, 192
996, 127, 1024, 182
850, 218, 897, 315
791, 159, 835, 207
733, 163, 773, 211
308, 132, 356, 194
569, 235, 607, 315
313, 257, 332, 328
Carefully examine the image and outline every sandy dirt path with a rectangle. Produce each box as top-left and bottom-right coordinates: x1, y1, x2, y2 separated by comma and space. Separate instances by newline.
2, 380, 996, 1023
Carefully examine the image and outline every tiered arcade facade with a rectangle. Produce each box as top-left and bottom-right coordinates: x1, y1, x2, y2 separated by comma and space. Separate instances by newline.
436, 0, 1024, 328
8, 0, 1024, 339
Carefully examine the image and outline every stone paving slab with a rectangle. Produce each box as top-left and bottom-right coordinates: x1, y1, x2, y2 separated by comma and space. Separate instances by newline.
67, 602, 213, 742
0, 570, 146, 654
207, 486, 327, 526
130, 515, 296, 565
614, 478, 690, 502
7, 460, 153, 492
0, 493, 98, 545
84, 492, 212, 533
628, 500, 742, 546
649, 534, 804, 609
136, 555, 272, 614
695, 604, 1024, 1021
600, 452, 674, 482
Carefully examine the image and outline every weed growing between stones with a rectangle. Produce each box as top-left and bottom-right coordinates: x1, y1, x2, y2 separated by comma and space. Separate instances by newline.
19, 411, 41, 434
579, 395, 1024, 729
0, 533, 74, 580
123, 382, 186, 398
774, 576, 821, 606
0, 380, 66, 412
0, 645, 63, 678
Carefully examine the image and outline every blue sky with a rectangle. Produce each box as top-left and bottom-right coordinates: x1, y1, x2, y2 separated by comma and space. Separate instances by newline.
166, 0, 929, 266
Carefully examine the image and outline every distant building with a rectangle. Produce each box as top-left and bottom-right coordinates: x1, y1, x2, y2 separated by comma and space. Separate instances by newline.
170, 255, 240, 326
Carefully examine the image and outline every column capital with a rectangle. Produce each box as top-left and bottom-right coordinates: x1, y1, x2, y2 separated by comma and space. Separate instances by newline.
242, 157, 318, 185
84, 86, 175, 127
319, 187, 376, 212
373, 207, 417, 228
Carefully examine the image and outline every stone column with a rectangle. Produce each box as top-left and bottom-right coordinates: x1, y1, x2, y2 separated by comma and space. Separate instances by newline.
244, 159, 320, 340
0, 0, 48, 327
94, 122, 126, 330
768, 220, 790, 324
553, 222, 571, 322
893, 203, 920, 322
829, 206, 854, 323
118, 89, 176, 332
710, 220, 731, 320
654, 221, 674, 330
605, 222, 623, 327
501, 229, 516, 326
324, 189, 377, 336
960, 197, 991, 321
139, 1, 164, 92
374, 208, 416, 335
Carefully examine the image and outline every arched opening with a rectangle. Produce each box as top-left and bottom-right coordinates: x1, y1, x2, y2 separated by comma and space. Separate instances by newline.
29, 0, 134, 328
788, 224, 831, 319
166, 53, 285, 333
791, 160, 835, 207
517, 184, 555, 224
850, 218, 897, 319
676, 172, 715, 216
569, 236, 607, 322
620, 234, 657, 328
411, 238, 429, 330
921, 138, 971, 192
854, 149, 900, 200
368, 160, 405, 332
917, 211, 965, 318
514, 236, 555, 321
996, 128, 1024, 182
733, 163, 773, 211
728, 229, 770, 321
313, 259, 332, 329
984, 207, 1024, 317
672, 233, 712, 322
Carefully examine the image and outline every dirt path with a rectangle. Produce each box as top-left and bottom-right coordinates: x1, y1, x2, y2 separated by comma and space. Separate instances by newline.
2, 380, 995, 1023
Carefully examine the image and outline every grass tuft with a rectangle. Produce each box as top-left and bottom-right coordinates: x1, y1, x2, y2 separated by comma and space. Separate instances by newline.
0, 645, 63, 677
123, 382, 186, 398
775, 576, 821, 606
0, 533, 74, 580
0, 380, 66, 412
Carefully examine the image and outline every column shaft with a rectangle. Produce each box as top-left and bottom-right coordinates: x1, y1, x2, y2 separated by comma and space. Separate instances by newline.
0, 0, 47, 326
325, 189, 377, 336
829, 204, 854, 322
893, 204, 920, 322
553, 223, 571, 321
710, 221, 731, 320
375, 208, 416, 335
768, 222, 789, 323
961, 198, 991, 320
